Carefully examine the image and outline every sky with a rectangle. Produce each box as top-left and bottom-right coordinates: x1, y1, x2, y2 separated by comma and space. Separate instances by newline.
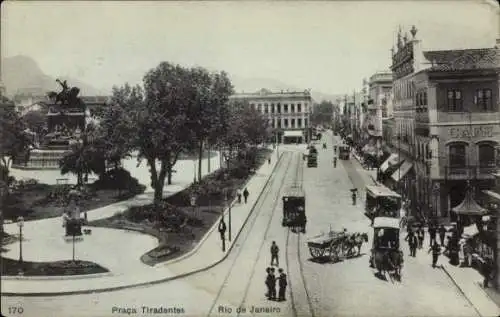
2, 0, 499, 95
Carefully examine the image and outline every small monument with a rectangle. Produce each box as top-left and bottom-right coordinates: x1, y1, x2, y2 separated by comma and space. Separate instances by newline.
62, 190, 84, 240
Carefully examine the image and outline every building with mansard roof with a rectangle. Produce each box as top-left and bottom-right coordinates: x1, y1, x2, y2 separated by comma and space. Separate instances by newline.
229, 88, 313, 143
380, 25, 500, 222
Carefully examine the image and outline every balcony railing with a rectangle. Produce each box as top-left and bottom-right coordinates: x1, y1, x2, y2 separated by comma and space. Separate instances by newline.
445, 165, 497, 179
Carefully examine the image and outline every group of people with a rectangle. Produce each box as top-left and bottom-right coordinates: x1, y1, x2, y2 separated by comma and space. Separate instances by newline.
404, 223, 453, 268
236, 188, 250, 204
265, 241, 287, 301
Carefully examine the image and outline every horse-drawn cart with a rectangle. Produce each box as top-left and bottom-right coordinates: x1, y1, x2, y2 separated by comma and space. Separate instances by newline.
370, 217, 404, 280
307, 230, 348, 261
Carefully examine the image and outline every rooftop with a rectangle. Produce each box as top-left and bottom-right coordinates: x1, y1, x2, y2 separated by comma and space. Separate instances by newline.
230, 88, 312, 100
423, 47, 500, 72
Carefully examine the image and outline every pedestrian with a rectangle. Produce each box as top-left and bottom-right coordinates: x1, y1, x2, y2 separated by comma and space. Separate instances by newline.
333, 157, 337, 168
268, 268, 277, 300
483, 259, 494, 288
243, 188, 249, 204
278, 268, 287, 301
405, 230, 418, 257
351, 191, 357, 206
428, 225, 437, 247
237, 189, 242, 204
417, 226, 425, 249
218, 218, 227, 252
268, 157, 271, 165
265, 267, 272, 297
428, 241, 441, 268
438, 225, 446, 246
270, 241, 280, 266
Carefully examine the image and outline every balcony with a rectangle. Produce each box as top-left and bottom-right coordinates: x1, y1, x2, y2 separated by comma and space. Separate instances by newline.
445, 165, 497, 180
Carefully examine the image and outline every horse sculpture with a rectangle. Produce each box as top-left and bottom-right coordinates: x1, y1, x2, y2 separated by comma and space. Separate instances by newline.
47, 79, 82, 109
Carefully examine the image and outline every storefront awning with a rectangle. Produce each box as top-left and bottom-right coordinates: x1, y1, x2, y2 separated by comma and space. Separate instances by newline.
283, 130, 303, 137
452, 187, 487, 216
391, 161, 413, 182
380, 154, 400, 173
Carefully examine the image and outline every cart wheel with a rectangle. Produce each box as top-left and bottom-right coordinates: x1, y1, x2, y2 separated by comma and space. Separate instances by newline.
309, 247, 325, 258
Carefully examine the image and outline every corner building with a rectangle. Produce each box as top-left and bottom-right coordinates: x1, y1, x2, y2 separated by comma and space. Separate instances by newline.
229, 89, 313, 143
388, 27, 500, 221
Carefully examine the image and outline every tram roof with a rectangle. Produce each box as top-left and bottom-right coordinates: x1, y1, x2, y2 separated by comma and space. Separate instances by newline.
373, 217, 400, 229
365, 184, 401, 198
283, 186, 305, 197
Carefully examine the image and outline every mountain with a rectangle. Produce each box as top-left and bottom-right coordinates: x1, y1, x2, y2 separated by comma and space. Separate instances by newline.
228, 75, 345, 104
1, 55, 107, 97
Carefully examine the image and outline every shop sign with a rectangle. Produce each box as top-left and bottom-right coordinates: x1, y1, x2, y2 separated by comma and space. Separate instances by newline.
448, 126, 495, 139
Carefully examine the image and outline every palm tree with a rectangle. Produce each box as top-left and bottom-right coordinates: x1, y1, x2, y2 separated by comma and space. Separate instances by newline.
59, 122, 104, 186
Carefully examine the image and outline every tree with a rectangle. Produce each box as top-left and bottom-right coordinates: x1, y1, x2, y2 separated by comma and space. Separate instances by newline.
310, 100, 334, 126
59, 122, 104, 186
185, 68, 233, 182
135, 62, 197, 206
0, 100, 33, 178
22, 109, 47, 135
218, 100, 270, 166
0, 99, 33, 235
98, 101, 135, 170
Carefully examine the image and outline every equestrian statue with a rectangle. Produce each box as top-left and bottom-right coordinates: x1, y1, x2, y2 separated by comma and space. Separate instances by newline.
47, 79, 84, 110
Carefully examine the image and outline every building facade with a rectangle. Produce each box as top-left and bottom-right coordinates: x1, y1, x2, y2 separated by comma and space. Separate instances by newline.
387, 26, 500, 221
229, 89, 313, 143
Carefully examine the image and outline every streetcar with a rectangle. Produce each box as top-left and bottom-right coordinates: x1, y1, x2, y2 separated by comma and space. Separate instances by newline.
365, 185, 402, 220
307, 145, 318, 167
282, 186, 306, 233
338, 145, 350, 160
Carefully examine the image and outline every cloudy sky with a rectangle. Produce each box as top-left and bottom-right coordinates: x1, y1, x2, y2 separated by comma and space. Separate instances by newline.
2, 0, 499, 95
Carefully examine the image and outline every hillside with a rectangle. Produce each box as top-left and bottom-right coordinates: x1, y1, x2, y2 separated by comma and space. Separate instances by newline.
1, 55, 106, 97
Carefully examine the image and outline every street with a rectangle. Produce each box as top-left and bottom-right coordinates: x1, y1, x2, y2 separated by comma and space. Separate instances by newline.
2, 131, 479, 317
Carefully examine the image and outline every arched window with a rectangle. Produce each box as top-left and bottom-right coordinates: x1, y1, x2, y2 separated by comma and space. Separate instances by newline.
449, 143, 467, 167
478, 143, 496, 167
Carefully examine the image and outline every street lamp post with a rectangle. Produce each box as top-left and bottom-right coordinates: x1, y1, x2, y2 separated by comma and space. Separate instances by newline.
225, 190, 232, 242
193, 159, 197, 183
17, 216, 24, 265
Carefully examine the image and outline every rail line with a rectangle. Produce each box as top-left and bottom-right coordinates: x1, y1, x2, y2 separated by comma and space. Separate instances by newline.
206, 152, 293, 317
284, 153, 315, 317
235, 153, 303, 314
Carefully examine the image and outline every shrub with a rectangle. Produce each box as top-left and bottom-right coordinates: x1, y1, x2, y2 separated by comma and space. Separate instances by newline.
93, 168, 145, 195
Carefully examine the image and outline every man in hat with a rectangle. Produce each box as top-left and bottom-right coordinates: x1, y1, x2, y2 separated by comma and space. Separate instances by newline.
278, 268, 287, 301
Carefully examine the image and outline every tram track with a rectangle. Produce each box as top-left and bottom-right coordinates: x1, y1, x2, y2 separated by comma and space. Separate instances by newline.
206, 152, 293, 317
284, 153, 315, 317
235, 153, 303, 314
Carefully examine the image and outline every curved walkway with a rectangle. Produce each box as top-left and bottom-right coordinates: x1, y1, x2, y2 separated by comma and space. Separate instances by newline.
2, 149, 281, 296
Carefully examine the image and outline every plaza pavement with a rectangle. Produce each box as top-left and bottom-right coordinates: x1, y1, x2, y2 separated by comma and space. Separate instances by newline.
1, 148, 282, 296
335, 132, 499, 316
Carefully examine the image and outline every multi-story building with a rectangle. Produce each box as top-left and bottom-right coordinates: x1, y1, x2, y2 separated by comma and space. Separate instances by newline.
361, 72, 393, 159
229, 89, 313, 143
384, 25, 500, 222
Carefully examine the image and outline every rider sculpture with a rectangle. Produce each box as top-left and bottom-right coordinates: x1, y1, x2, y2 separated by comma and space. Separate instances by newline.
47, 79, 84, 111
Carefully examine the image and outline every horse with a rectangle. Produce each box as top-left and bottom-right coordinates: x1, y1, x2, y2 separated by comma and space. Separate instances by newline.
387, 250, 404, 280
345, 232, 369, 257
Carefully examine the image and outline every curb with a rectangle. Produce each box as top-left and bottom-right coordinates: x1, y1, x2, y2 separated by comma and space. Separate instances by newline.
440, 265, 483, 317
1, 272, 114, 281
158, 149, 279, 267
2, 150, 284, 297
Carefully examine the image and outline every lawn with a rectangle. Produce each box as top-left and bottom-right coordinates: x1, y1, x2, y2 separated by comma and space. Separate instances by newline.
88, 147, 273, 266
3, 170, 146, 222
1, 256, 109, 276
